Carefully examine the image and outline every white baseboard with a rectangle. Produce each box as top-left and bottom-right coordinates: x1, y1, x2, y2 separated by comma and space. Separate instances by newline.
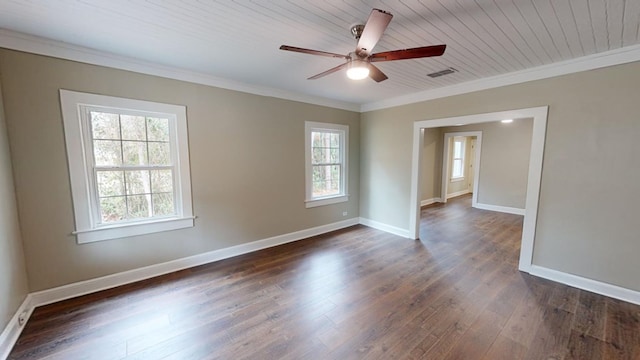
473, 202, 525, 215
5, 219, 640, 358
359, 217, 412, 239
0, 295, 34, 360
446, 190, 470, 199
420, 197, 442, 207
528, 265, 640, 306
0, 218, 359, 357
29, 218, 359, 307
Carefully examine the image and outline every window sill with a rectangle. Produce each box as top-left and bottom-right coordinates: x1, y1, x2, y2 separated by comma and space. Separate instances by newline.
305, 195, 349, 208
450, 177, 465, 183
73, 216, 195, 244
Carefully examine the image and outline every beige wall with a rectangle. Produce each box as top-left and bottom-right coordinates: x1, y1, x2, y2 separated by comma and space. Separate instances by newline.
421, 119, 533, 207
441, 119, 533, 208
0, 49, 360, 291
0, 76, 29, 329
2, 43, 639, 302
361, 60, 640, 291
420, 128, 443, 201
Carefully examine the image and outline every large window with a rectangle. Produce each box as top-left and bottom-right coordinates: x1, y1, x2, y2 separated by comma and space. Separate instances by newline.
60, 90, 194, 243
451, 136, 465, 180
305, 122, 348, 208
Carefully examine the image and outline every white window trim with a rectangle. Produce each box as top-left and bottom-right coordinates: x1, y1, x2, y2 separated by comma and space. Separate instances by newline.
304, 121, 349, 208
60, 89, 194, 243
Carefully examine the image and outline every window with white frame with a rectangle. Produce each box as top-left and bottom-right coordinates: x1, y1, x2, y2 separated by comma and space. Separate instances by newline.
305, 122, 348, 208
451, 136, 465, 180
60, 90, 194, 243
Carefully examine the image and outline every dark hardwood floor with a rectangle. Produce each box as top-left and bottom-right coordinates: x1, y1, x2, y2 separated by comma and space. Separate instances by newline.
9, 194, 640, 359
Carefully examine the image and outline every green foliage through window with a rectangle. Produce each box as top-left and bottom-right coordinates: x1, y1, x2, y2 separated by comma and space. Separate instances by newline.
310, 131, 342, 198
90, 111, 175, 223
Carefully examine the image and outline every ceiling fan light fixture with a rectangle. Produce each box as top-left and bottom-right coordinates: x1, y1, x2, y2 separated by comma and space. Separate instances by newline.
280, 9, 446, 82
346, 60, 369, 80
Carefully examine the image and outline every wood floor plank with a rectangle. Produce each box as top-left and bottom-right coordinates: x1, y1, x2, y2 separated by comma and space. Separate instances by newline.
603, 298, 640, 360
485, 271, 528, 320
548, 283, 580, 314
404, 261, 512, 358
573, 290, 607, 341
500, 276, 556, 348
523, 307, 573, 360
9, 194, 640, 360
441, 309, 504, 360
481, 334, 528, 360
566, 330, 605, 360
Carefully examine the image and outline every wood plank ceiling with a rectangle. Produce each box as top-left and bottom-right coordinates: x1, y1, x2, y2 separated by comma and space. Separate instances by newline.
0, 0, 638, 105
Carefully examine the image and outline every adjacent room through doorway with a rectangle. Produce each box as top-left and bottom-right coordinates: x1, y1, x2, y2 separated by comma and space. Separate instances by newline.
408, 106, 548, 272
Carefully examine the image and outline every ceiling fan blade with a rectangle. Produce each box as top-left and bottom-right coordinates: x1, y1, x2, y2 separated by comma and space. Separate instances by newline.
367, 63, 388, 82
369, 45, 446, 62
356, 9, 393, 57
308, 62, 349, 80
280, 45, 350, 59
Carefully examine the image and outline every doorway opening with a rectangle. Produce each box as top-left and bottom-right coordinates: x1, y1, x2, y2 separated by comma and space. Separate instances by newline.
409, 107, 548, 272
441, 131, 482, 207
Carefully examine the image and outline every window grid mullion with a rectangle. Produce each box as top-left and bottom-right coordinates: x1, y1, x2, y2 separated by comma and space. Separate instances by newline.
144, 116, 154, 217
117, 114, 131, 221
170, 122, 177, 213
92, 166, 101, 223
87, 109, 100, 225
95, 165, 173, 171
312, 162, 341, 166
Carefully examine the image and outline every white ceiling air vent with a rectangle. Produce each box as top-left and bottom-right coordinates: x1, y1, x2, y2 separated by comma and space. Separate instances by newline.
427, 67, 457, 78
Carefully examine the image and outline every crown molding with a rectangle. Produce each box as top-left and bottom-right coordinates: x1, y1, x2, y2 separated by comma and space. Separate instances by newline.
361, 44, 640, 112
2, 29, 639, 114
0, 29, 360, 112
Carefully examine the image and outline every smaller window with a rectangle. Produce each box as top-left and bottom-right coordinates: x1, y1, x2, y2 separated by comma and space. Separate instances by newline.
451, 137, 465, 180
305, 122, 349, 208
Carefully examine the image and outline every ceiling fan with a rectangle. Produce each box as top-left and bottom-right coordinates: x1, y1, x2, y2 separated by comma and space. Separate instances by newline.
279, 8, 446, 82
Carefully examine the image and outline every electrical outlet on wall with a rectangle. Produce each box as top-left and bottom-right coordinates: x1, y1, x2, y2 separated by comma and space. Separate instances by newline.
342, 211, 348, 216
18, 311, 27, 326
